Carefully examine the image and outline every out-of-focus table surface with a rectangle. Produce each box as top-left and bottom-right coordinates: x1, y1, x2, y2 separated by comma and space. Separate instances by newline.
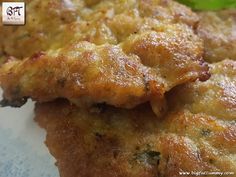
0, 89, 59, 177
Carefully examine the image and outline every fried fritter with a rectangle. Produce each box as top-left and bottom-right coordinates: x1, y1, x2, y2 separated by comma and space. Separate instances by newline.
35, 101, 236, 177
0, 23, 209, 115
168, 59, 236, 121
0, 0, 82, 58
197, 10, 236, 62
35, 60, 236, 177
0, 0, 210, 115
0, 0, 199, 58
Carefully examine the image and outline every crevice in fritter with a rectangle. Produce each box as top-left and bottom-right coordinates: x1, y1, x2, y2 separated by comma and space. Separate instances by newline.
134, 150, 161, 167
90, 102, 108, 114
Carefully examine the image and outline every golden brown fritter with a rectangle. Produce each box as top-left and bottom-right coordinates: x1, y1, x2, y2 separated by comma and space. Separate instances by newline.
35, 101, 235, 177
0, 0, 199, 58
0, 0, 82, 58
0, 22, 209, 115
197, 10, 236, 62
0, 0, 210, 116
35, 60, 236, 177
160, 111, 236, 176
168, 59, 236, 121
35, 101, 162, 177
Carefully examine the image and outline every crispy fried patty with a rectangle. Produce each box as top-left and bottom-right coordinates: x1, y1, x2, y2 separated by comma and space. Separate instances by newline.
0, 0, 209, 117
197, 10, 236, 62
0, 0, 199, 58
35, 60, 236, 177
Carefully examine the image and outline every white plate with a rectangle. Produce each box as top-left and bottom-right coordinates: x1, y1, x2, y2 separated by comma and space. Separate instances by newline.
0, 89, 59, 177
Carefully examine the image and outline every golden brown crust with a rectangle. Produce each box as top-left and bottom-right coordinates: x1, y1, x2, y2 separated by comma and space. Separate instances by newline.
35, 102, 236, 177
0, 43, 154, 108
1, 1, 235, 176
35, 101, 161, 177
0, 0, 199, 58
168, 60, 236, 121
35, 61, 236, 177
197, 10, 236, 62
0, 0, 82, 58
0, 0, 209, 115
160, 110, 236, 175
0, 21, 209, 113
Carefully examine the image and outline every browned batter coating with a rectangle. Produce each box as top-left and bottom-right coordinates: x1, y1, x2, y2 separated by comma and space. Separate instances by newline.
168, 59, 236, 121
35, 60, 236, 177
0, 1, 210, 116
0, 0, 199, 58
0, 0, 235, 176
197, 10, 236, 62
0, 0, 82, 58
0, 24, 209, 115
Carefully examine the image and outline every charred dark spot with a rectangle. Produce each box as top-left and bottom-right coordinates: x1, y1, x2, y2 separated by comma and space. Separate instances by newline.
57, 78, 67, 87
0, 97, 27, 107
95, 132, 104, 140
30, 51, 46, 61
199, 59, 211, 81
199, 70, 211, 82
